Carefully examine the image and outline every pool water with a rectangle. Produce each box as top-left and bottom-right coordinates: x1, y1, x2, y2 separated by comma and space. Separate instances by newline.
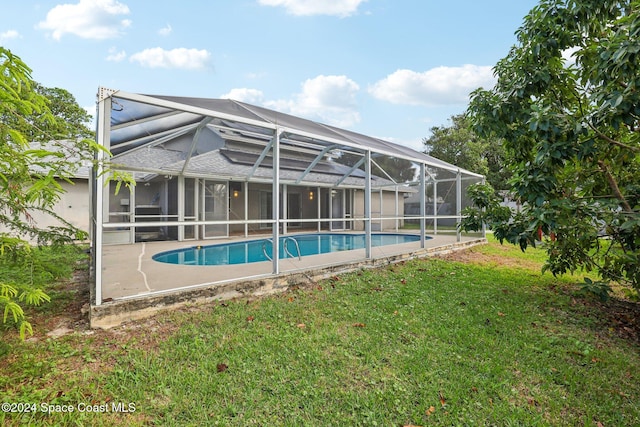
152, 233, 425, 266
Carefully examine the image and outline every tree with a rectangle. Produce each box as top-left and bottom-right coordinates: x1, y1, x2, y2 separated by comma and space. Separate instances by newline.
465, 0, 640, 295
422, 114, 510, 191
371, 156, 417, 183
0, 47, 123, 338
2, 83, 94, 142
338, 152, 416, 183
33, 84, 95, 141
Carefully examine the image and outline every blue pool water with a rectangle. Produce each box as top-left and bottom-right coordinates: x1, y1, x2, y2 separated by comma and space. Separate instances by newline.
152, 233, 425, 266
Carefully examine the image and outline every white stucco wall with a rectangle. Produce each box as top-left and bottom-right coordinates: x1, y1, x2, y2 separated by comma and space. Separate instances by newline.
353, 189, 405, 231
0, 179, 90, 242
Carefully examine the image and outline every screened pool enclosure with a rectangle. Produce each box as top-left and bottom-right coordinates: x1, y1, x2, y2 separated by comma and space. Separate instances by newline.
90, 87, 485, 311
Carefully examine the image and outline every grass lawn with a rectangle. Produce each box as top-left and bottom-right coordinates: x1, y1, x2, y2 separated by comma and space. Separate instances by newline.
1, 239, 639, 426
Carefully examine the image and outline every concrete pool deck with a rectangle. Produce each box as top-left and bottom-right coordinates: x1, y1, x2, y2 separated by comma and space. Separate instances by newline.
91, 232, 486, 328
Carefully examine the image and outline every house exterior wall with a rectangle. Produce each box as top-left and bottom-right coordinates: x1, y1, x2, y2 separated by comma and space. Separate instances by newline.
60, 179, 91, 233
228, 183, 246, 234
353, 189, 405, 231
229, 183, 323, 233
2, 177, 408, 244
0, 178, 90, 242
296, 187, 318, 227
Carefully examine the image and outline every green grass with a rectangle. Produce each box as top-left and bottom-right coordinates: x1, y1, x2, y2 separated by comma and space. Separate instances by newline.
0, 244, 86, 287
1, 241, 638, 426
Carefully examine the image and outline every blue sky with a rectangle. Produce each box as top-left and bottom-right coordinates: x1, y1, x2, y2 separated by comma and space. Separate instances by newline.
1, 0, 538, 151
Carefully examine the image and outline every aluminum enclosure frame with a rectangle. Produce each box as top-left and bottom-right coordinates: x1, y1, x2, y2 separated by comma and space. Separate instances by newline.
91, 88, 485, 306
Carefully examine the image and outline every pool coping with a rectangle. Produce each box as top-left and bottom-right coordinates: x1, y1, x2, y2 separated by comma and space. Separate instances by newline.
90, 236, 487, 329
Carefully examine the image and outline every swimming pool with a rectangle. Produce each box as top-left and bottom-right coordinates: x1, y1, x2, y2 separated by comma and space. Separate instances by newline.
152, 233, 426, 266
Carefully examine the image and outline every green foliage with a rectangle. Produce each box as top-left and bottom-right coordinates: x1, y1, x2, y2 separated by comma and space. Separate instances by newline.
459, 183, 514, 232
467, 0, 640, 293
0, 283, 41, 340
460, 183, 536, 252
1, 47, 96, 246
579, 277, 613, 302
2, 82, 94, 143
0, 243, 84, 339
0, 47, 132, 337
423, 114, 511, 191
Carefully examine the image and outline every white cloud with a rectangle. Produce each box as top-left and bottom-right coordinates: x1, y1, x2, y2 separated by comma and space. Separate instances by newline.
258, 0, 367, 17
106, 46, 126, 62
0, 30, 21, 42
158, 24, 172, 36
129, 47, 211, 70
369, 65, 495, 106
221, 75, 361, 127
220, 88, 265, 104
266, 75, 361, 127
37, 0, 131, 40
562, 46, 579, 66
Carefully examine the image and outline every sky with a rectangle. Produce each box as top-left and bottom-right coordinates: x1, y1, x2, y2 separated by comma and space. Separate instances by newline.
1, 0, 539, 152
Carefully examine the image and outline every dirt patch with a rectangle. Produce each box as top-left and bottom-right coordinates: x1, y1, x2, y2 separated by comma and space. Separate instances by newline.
590, 297, 640, 344
439, 245, 542, 271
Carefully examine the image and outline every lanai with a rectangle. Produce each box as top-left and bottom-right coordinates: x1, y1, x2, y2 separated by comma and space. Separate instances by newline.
90, 87, 485, 319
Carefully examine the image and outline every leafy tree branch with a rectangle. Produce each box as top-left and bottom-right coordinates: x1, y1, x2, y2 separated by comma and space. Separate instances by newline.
465, 0, 640, 297
1, 47, 133, 337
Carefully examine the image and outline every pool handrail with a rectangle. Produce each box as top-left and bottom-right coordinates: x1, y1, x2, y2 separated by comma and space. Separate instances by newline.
261, 238, 273, 261
284, 237, 302, 261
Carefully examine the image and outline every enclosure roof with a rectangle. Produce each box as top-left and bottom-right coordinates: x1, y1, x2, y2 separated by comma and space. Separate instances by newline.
101, 88, 483, 178
113, 145, 409, 189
